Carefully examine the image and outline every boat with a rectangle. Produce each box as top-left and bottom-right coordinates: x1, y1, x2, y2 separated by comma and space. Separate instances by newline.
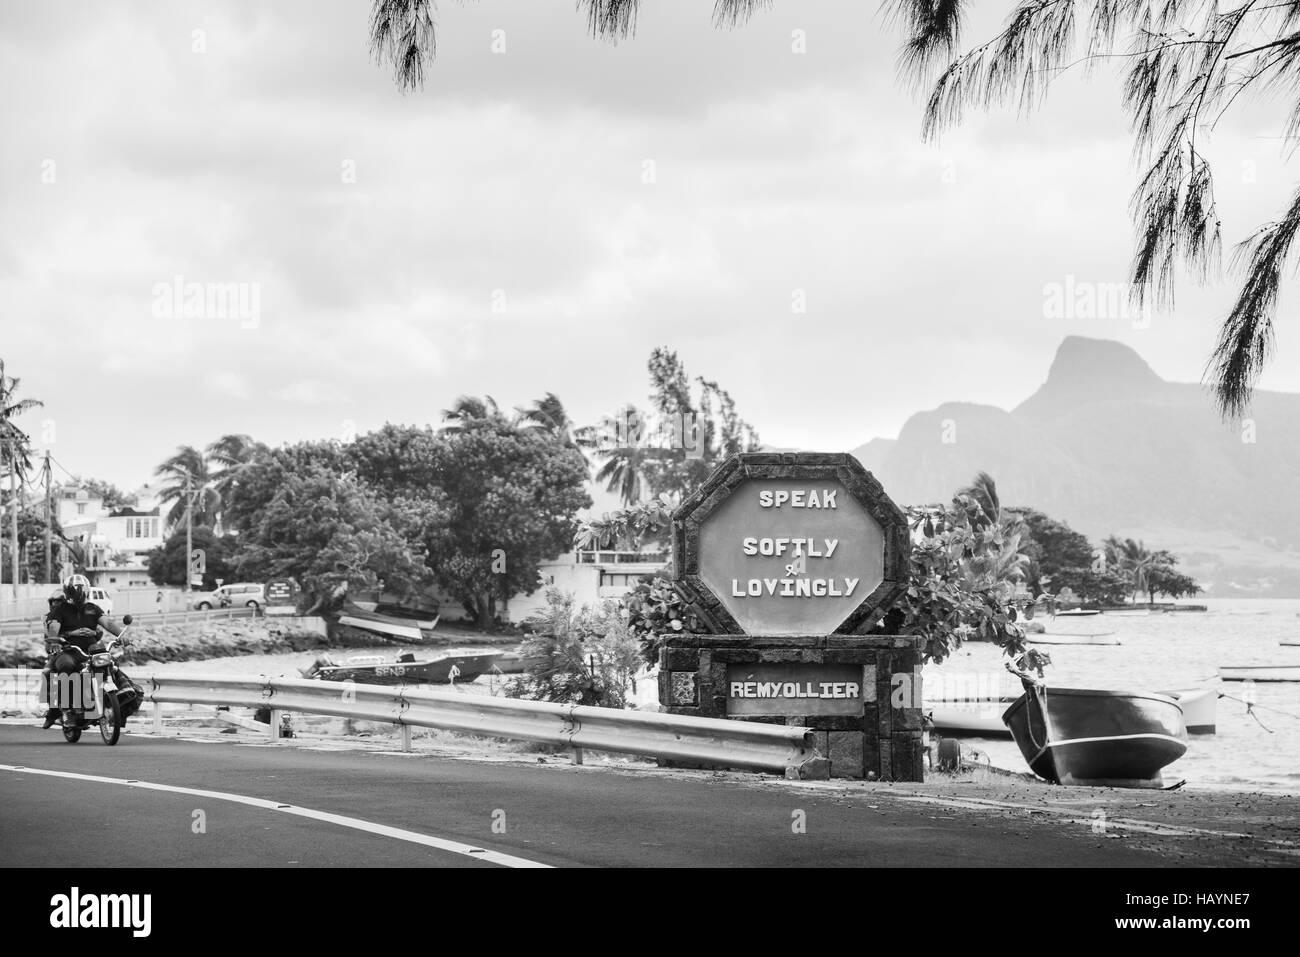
491, 652, 548, 675
335, 600, 434, 643
1159, 687, 1217, 734
372, 602, 441, 628
1218, 665, 1300, 682
1280, 640, 1300, 647
1027, 632, 1120, 646
926, 697, 1016, 737
1055, 609, 1102, 617
305, 651, 501, 685
1002, 686, 1188, 788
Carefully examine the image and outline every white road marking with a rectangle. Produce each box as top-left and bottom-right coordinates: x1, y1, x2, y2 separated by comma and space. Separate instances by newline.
0, 764, 550, 868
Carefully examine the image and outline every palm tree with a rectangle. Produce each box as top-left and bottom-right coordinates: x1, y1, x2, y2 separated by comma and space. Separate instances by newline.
154, 446, 220, 528
1104, 536, 1158, 604
1, 359, 43, 596
441, 394, 510, 432
957, 471, 1002, 529
206, 434, 266, 524
518, 392, 591, 465
586, 404, 658, 506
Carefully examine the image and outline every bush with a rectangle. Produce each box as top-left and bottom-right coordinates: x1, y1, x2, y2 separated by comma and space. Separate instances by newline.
504, 589, 642, 708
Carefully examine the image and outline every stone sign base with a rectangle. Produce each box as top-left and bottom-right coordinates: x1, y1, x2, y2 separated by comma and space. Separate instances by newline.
658, 634, 925, 781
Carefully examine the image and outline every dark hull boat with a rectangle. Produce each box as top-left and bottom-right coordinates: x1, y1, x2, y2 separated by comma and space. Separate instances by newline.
312, 652, 501, 685
336, 601, 436, 643
1002, 686, 1187, 788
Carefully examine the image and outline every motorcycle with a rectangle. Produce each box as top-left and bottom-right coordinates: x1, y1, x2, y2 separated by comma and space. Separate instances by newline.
45, 614, 142, 745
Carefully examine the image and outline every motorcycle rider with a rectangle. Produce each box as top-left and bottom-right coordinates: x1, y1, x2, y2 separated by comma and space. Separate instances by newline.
39, 574, 128, 729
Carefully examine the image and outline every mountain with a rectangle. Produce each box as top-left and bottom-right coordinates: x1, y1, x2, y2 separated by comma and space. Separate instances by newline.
851, 337, 1300, 597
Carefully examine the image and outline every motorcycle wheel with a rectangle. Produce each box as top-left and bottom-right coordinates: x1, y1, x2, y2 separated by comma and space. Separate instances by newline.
62, 725, 82, 743
99, 691, 122, 746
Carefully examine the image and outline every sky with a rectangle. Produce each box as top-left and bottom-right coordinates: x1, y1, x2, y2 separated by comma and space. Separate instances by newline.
2, 0, 1298, 491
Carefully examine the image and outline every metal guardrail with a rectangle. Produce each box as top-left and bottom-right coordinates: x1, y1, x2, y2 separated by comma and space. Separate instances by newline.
0, 669, 829, 778
0, 605, 257, 640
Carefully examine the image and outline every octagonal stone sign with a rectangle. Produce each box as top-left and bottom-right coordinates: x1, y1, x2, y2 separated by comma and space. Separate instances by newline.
671, 452, 910, 637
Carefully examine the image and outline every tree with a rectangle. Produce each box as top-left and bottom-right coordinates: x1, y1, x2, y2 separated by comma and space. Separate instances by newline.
1011, 508, 1130, 604
590, 405, 656, 506
416, 417, 592, 628
217, 440, 350, 536
640, 348, 761, 499
346, 419, 592, 629
368, 0, 768, 91
1145, 557, 1202, 602
154, 446, 220, 527
584, 349, 761, 507
440, 394, 511, 432
957, 471, 1003, 529
0, 358, 43, 596
146, 526, 236, 590
232, 464, 434, 614
518, 392, 592, 466
206, 434, 268, 526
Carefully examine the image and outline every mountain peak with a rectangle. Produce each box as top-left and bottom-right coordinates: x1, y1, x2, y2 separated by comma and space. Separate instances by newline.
1017, 336, 1163, 415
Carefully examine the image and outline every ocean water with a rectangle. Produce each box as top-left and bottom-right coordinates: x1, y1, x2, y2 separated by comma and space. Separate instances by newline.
923, 599, 1300, 793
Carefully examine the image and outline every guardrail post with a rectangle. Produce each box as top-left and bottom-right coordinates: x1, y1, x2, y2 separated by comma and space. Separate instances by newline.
571, 746, 584, 765
401, 724, 412, 752
153, 703, 163, 735
269, 708, 281, 741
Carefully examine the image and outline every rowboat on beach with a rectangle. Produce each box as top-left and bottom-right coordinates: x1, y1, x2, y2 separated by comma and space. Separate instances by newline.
1002, 686, 1188, 788
1159, 686, 1218, 734
1027, 632, 1120, 646
1054, 609, 1103, 618
1217, 665, 1300, 682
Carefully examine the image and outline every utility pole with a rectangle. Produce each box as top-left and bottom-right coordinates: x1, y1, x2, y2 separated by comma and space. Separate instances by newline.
184, 469, 193, 593
42, 451, 52, 584
7, 434, 16, 602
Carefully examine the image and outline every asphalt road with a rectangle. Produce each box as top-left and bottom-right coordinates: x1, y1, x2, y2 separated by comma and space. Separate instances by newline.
0, 725, 1202, 868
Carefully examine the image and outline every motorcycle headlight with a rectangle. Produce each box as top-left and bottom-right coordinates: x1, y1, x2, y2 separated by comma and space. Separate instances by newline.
45, 640, 63, 654
90, 653, 112, 667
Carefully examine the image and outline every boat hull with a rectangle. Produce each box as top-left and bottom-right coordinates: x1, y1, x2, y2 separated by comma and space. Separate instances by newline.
1002, 687, 1187, 788
926, 698, 1016, 737
1160, 687, 1217, 734
315, 653, 501, 685
1027, 632, 1119, 646
1218, 666, 1300, 682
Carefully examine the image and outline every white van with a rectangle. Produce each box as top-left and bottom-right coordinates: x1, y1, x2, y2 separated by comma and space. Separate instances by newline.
88, 587, 114, 614
193, 583, 265, 610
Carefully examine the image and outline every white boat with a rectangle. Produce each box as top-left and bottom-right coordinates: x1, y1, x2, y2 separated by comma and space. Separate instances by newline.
337, 615, 424, 643
1218, 665, 1300, 682
1159, 687, 1218, 734
1055, 609, 1102, 617
1027, 632, 1120, 646
925, 697, 1016, 737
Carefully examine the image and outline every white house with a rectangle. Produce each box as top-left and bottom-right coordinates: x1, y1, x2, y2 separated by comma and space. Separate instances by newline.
56, 487, 167, 590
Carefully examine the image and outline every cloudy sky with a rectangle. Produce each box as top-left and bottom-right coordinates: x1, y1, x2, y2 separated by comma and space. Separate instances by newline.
3, 0, 1296, 491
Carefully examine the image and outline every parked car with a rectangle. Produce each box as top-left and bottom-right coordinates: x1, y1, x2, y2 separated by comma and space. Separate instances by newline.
193, 583, 265, 610
88, 587, 114, 615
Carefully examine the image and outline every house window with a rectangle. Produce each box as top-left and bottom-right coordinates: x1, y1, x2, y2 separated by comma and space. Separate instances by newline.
76, 503, 86, 515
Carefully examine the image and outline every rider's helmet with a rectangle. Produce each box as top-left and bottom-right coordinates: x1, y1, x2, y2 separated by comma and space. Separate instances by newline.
62, 574, 92, 606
